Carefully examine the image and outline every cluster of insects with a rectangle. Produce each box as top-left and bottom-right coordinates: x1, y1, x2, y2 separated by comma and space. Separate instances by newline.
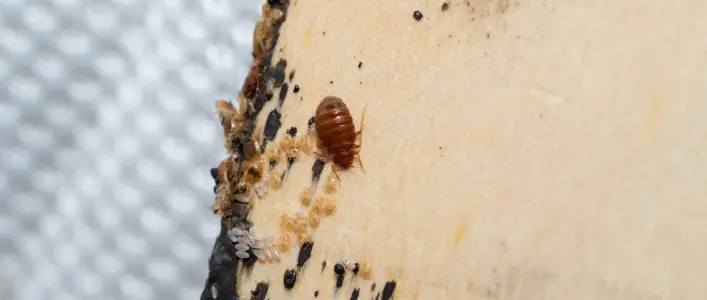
209, 0, 367, 269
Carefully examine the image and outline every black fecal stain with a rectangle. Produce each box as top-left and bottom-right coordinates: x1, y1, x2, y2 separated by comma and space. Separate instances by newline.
371, 283, 376, 292
289, 70, 295, 81
335, 274, 344, 289
269, 159, 277, 169
278, 83, 289, 107
358, 62, 362, 69
262, 109, 282, 148
353, 263, 360, 276
441, 2, 449, 11
286, 127, 298, 137
321, 261, 327, 272
200, 227, 238, 300
250, 282, 269, 300
207, 0, 293, 298
334, 262, 345, 275
254, 90, 270, 115
283, 269, 297, 290
314, 290, 319, 297
413, 10, 423, 21
293, 85, 300, 93
329, 80, 334, 84
273, 59, 287, 87
307, 116, 316, 131
297, 242, 314, 268
311, 159, 325, 184
287, 157, 296, 170
381, 281, 396, 300
350, 288, 360, 300
210, 167, 219, 183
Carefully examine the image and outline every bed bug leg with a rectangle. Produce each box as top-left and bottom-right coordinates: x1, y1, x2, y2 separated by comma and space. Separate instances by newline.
355, 104, 367, 139
331, 164, 342, 181
356, 154, 365, 173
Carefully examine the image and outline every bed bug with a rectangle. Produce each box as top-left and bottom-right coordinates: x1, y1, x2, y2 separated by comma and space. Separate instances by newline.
215, 100, 247, 153
314, 96, 366, 177
253, 6, 284, 59
241, 59, 262, 99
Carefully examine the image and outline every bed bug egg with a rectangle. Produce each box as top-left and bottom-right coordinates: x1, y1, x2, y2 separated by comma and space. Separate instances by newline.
236, 251, 250, 259
307, 213, 320, 228
297, 232, 312, 244
250, 241, 265, 249
297, 133, 314, 153
324, 172, 339, 194
268, 171, 282, 190
235, 243, 250, 252
252, 249, 267, 261
300, 188, 312, 206
286, 147, 299, 161
227, 229, 238, 243
312, 195, 336, 216
211, 285, 218, 299
276, 233, 292, 253
343, 260, 356, 270
267, 248, 281, 261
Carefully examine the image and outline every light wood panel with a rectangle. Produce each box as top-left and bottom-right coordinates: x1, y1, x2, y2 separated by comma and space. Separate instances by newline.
239, 0, 707, 299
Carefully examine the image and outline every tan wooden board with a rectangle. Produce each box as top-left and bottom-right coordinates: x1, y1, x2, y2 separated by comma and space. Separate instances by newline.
233, 0, 707, 298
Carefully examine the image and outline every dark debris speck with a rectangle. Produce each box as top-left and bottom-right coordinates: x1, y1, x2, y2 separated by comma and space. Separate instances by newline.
286, 127, 297, 137
335, 274, 344, 289
297, 242, 314, 268
311, 159, 326, 184
441, 2, 449, 11
278, 82, 289, 107
334, 262, 345, 275
283, 269, 296, 290
381, 281, 396, 300
293, 84, 300, 93
273, 59, 287, 86
210, 167, 219, 182
357, 62, 362, 69
413, 10, 423, 21
308, 116, 316, 131
250, 282, 269, 300
352, 263, 360, 275
288, 70, 295, 81
349, 288, 360, 300
262, 109, 282, 148
314, 290, 319, 297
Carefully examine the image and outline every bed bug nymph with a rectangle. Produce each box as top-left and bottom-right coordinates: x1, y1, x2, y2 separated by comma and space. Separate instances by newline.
313, 96, 366, 178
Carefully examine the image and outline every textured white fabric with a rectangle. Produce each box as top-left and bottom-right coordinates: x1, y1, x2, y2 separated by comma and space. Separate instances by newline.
0, 0, 260, 299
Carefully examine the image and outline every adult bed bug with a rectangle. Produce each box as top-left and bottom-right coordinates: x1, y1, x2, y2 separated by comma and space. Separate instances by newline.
313, 96, 366, 177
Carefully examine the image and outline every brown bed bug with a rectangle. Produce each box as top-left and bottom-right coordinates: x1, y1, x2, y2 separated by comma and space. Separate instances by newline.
215, 100, 247, 153
314, 96, 366, 177
241, 59, 262, 99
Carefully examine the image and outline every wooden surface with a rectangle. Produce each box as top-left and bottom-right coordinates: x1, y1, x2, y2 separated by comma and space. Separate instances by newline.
240, 0, 707, 298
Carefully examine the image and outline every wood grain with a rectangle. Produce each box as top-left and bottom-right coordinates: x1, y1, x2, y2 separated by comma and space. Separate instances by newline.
236, 0, 707, 299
